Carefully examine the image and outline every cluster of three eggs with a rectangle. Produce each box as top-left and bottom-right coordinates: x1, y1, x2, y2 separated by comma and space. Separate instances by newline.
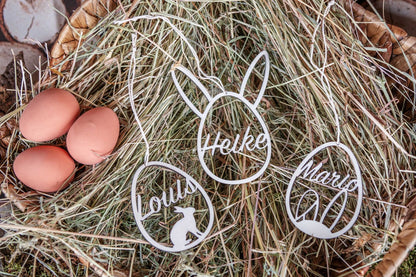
13, 88, 119, 193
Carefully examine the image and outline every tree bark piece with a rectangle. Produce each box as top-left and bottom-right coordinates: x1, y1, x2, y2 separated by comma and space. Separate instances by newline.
0, 0, 67, 45
0, 42, 46, 114
50, 0, 118, 67
0, 42, 45, 74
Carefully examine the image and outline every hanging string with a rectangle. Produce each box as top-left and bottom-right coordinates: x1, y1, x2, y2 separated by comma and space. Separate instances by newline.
115, 14, 226, 93
128, 33, 150, 165
116, 14, 230, 165
309, 0, 341, 144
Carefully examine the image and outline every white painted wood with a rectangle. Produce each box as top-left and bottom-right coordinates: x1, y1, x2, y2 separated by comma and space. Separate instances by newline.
131, 161, 214, 252
171, 51, 271, 185
285, 142, 363, 239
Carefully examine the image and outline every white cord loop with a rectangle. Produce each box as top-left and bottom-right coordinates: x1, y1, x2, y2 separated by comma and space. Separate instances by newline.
128, 33, 150, 165
116, 14, 226, 93
309, 0, 341, 145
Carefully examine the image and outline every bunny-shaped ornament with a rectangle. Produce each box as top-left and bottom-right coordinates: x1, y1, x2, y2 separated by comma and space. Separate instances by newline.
171, 51, 272, 185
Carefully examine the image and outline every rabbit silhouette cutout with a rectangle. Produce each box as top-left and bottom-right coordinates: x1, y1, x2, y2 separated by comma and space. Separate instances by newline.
171, 51, 272, 185
131, 162, 215, 252
170, 206, 203, 250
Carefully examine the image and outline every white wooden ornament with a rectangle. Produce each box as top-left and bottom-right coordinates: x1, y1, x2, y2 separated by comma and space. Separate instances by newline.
171, 51, 272, 185
125, 30, 214, 252
131, 161, 215, 252
286, 1, 364, 239
285, 142, 363, 239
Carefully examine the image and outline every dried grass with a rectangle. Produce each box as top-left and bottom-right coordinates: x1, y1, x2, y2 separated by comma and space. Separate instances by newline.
0, 0, 415, 276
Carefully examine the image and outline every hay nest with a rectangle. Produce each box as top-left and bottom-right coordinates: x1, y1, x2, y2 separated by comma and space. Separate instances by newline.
1, 0, 416, 276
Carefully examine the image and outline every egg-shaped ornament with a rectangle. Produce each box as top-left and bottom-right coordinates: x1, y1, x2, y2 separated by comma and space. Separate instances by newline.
19, 88, 80, 142
171, 51, 271, 185
66, 107, 119, 165
131, 161, 214, 252
285, 142, 363, 239
13, 145, 75, 193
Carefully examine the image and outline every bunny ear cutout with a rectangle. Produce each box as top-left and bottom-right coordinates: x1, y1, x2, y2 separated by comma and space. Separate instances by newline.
239, 51, 270, 108
320, 189, 348, 231
171, 65, 212, 118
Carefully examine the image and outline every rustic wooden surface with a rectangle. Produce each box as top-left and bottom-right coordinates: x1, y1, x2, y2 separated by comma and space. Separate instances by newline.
0, 0, 81, 43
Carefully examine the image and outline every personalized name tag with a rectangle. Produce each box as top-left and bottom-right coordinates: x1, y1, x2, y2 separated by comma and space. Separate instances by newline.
171, 51, 272, 185
131, 162, 214, 252
285, 142, 363, 239
201, 126, 268, 156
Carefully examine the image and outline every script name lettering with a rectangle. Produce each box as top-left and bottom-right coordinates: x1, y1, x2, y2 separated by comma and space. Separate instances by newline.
136, 178, 198, 221
201, 126, 267, 156
296, 160, 358, 192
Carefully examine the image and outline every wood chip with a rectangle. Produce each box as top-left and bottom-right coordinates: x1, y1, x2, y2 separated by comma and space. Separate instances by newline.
0, 0, 67, 45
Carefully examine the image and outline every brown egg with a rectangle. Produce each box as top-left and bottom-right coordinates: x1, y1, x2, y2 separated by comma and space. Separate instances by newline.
13, 146, 75, 193
19, 88, 80, 142
66, 107, 119, 165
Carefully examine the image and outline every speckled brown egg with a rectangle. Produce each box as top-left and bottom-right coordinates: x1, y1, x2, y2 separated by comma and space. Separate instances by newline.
66, 107, 119, 165
19, 88, 80, 142
13, 145, 75, 193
